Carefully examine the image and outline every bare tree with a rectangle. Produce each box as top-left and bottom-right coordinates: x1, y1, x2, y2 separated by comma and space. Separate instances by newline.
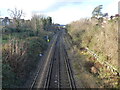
31, 14, 44, 35
7, 8, 24, 32
8, 8, 24, 19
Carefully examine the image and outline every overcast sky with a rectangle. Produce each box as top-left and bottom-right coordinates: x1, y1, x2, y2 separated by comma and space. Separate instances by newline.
0, 0, 119, 24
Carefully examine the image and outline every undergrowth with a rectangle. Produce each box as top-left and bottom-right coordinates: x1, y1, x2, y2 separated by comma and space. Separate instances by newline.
67, 18, 119, 88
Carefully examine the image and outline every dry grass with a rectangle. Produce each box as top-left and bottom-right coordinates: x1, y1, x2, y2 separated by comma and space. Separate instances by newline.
67, 18, 118, 72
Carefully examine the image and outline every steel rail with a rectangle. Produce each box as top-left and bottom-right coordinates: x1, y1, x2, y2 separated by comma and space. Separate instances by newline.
30, 34, 58, 89
61, 32, 76, 89
44, 36, 60, 89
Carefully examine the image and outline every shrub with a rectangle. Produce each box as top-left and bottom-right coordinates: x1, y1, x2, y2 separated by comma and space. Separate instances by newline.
67, 18, 118, 68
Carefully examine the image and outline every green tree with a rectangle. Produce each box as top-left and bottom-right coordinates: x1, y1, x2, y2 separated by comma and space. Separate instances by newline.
41, 16, 52, 31
47, 16, 52, 25
92, 5, 103, 18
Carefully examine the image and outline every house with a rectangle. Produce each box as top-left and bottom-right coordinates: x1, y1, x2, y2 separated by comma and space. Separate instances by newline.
2, 17, 11, 26
110, 14, 120, 20
0, 17, 11, 26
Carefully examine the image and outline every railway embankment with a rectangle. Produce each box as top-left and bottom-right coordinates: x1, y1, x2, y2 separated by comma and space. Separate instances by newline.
66, 18, 119, 88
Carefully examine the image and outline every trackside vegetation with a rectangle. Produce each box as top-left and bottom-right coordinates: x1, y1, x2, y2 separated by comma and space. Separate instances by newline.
2, 11, 56, 88
67, 17, 119, 88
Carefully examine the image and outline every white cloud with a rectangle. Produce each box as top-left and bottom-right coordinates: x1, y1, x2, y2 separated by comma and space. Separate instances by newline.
46, 5, 94, 24
0, 0, 56, 19
0, 0, 56, 9
0, 0, 119, 24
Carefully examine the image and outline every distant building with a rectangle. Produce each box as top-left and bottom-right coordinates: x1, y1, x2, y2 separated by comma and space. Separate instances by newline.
109, 14, 120, 20
2, 17, 11, 26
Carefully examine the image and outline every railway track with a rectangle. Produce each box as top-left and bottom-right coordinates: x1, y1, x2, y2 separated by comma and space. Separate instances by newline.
43, 31, 76, 89
44, 36, 60, 88
30, 31, 76, 89
62, 40, 76, 88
